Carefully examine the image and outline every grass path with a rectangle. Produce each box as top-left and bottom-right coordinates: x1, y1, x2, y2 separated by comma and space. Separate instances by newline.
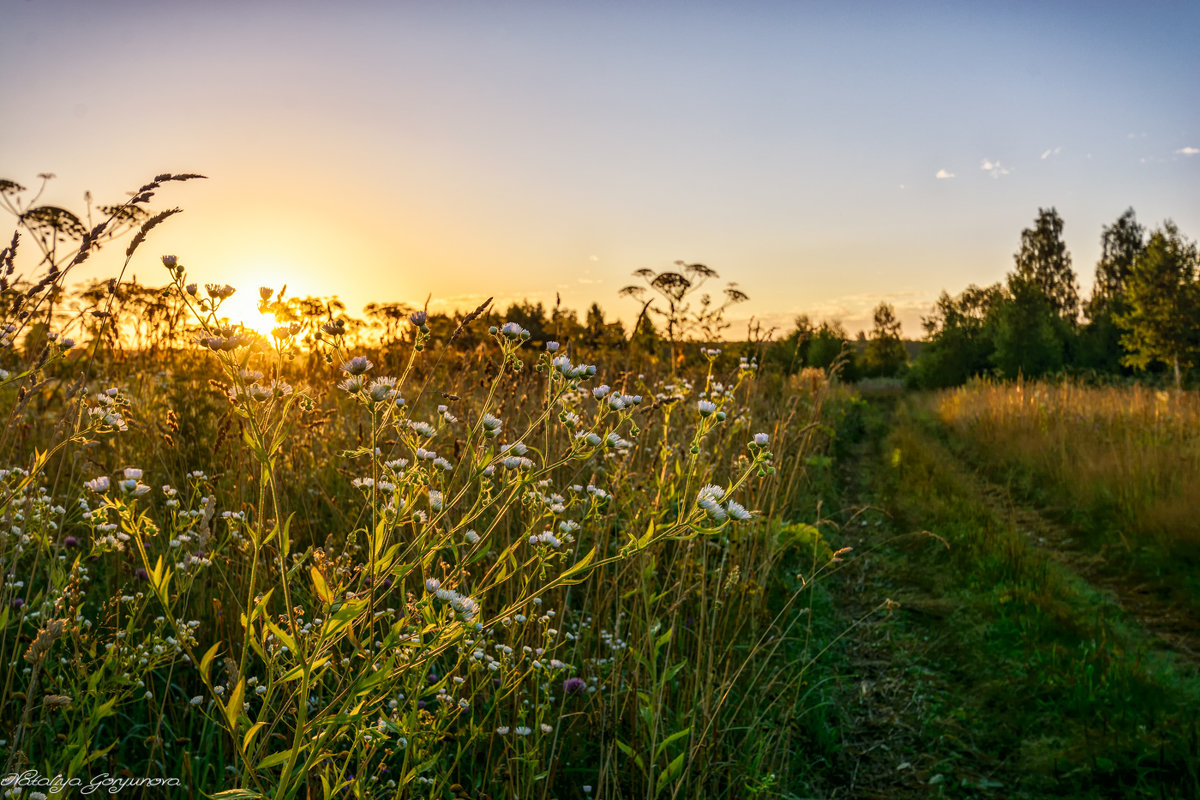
802, 391, 1200, 799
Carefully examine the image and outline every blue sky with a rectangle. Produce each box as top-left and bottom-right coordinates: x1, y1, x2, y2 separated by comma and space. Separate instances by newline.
3, 0, 1197, 336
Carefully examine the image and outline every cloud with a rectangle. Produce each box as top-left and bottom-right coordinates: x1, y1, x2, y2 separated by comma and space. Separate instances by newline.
980, 158, 1012, 178
1177, 146, 1200, 156
935, 169, 955, 179
1040, 147, 1062, 160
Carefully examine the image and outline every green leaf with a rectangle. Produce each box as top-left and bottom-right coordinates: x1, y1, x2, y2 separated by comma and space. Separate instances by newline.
243, 721, 266, 753
257, 749, 295, 770
614, 739, 645, 773
224, 678, 245, 731
654, 726, 691, 760
200, 642, 221, 682
655, 751, 687, 796
310, 567, 332, 605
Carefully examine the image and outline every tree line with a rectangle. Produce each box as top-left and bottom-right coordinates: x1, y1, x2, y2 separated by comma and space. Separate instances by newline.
771, 208, 1199, 388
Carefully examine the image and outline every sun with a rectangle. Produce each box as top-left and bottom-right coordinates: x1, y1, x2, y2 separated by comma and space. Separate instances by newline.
214, 279, 286, 338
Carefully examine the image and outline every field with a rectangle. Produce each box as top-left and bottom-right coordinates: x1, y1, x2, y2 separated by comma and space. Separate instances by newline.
2, 190, 1199, 799
0, 239, 852, 798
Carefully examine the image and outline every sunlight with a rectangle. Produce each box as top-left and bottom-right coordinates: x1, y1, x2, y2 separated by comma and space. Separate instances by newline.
211, 269, 292, 337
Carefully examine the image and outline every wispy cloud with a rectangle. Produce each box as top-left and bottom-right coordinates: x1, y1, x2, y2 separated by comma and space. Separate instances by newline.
935, 169, 955, 179
1177, 146, 1200, 156
1040, 147, 1062, 160
980, 158, 1012, 178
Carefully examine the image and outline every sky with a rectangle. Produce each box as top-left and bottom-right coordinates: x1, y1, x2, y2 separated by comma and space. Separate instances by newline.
2, 0, 1198, 338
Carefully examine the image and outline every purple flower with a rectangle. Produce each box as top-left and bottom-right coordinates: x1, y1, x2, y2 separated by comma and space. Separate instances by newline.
563, 677, 586, 695
63, 536, 80, 548
135, 568, 150, 581
11, 598, 25, 609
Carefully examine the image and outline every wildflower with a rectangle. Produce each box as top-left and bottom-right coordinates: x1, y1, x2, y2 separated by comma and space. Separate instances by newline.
515, 726, 532, 736
321, 319, 346, 336
726, 500, 752, 521
540, 723, 553, 733
481, 413, 502, 437
464, 529, 480, 544
753, 432, 769, 446
368, 377, 398, 402
593, 384, 610, 399
563, 676, 586, 694
189, 695, 204, 706
205, 283, 236, 300
698, 400, 717, 417
84, 476, 110, 493
496, 726, 510, 735
123, 467, 143, 480
409, 310, 427, 326
425, 578, 441, 593
63, 536, 79, 548
429, 489, 444, 512
546, 341, 559, 352
185, 283, 198, 296
161, 255, 178, 269
259, 286, 273, 301
342, 355, 373, 375
338, 376, 365, 394
135, 568, 150, 581
500, 321, 529, 340
411, 421, 443, 442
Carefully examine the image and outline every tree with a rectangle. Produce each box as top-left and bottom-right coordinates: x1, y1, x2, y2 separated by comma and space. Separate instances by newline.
1078, 209, 1146, 373
909, 283, 1003, 388
862, 301, 907, 377
1116, 221, 1200, 387
992, 276, 1065, 379
1013, 208, 1079, 320
1089, 208, 1146, 316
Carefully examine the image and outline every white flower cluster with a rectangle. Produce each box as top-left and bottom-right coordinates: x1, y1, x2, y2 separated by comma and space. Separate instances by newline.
424, 578, 481, 622
551, 354, 597, 380
696, 484, 752, 523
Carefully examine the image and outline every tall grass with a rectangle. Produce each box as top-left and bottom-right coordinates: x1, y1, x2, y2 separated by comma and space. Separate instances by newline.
0, 181, 845, 798
935, 379, 1200, 573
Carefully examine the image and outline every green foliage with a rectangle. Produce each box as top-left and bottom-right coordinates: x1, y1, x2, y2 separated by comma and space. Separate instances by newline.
1012, 207, 1079, 320
1116, 221, 1200, 387
861, 302, 907, 378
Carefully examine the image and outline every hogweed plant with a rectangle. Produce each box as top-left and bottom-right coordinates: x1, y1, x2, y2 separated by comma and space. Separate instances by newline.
1, 180, 846, 798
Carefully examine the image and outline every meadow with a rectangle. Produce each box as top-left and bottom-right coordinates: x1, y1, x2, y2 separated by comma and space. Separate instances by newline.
0, 179, 849, 799
4, 174, 1200, 800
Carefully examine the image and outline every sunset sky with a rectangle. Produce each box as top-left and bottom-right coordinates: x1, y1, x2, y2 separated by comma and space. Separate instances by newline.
3, 0, 1198, 337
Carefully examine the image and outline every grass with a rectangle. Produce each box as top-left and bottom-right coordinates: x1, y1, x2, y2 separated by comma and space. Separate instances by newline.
0, 184, 849, 799
933, 379, 1200, 603
812, 393, 1200, 798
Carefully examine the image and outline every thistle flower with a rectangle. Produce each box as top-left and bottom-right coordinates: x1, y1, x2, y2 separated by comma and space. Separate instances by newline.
185, 283, 198, 296
161, 255, 178, 269
753, 432, 769, 446
563, 676, 586, 694
698, 400, 717, 417
546, 341, 559, 352
338, 376, 365, 394
205, 283, 236, 300
409, 310, 427, 326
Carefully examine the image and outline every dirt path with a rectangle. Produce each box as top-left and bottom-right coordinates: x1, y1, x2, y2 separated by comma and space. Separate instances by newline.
975, 483, 1200, 666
